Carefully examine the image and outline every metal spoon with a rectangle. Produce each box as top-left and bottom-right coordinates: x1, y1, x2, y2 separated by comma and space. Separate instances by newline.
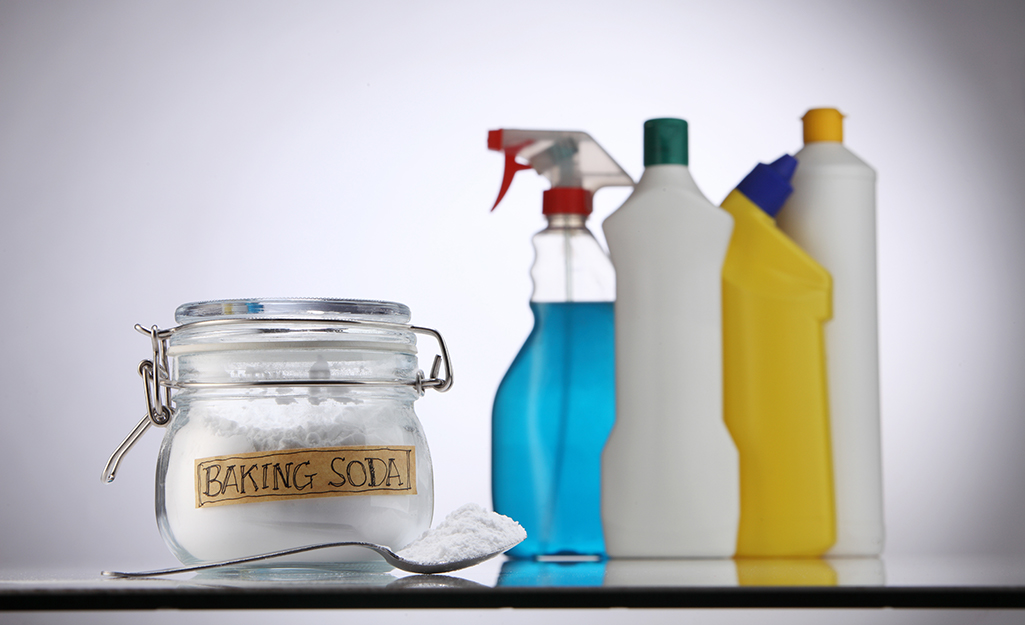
101, 537, 521, 578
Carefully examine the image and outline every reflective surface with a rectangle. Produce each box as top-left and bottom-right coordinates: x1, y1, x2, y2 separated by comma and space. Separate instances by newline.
2, 555, 1024, 610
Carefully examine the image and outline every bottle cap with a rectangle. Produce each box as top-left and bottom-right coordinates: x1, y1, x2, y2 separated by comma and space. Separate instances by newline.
803, 108, 844, 143
542, 188, 593, 215
735, 154, 798, 218
644, 118, 688, 166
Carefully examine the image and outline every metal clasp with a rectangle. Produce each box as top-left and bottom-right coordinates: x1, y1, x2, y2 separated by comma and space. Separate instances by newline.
411, 325, 454, 395
102, 319, 454, 484
100, 326, 175, 484
139, 324, 173, 426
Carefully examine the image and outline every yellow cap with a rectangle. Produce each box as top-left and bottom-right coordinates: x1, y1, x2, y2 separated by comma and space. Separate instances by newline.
802, 108, 844, 143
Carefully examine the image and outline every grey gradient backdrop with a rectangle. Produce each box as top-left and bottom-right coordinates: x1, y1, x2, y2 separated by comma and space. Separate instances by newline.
2, 1, 1025, 623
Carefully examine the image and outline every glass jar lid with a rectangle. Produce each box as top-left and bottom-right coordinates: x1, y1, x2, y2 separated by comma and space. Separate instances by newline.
175, 298, 411, 325
167, 298, 418, 360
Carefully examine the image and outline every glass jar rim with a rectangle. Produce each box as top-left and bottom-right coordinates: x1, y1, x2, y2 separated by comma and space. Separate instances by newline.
168, 298, 418, 355
174, 298, 411, 325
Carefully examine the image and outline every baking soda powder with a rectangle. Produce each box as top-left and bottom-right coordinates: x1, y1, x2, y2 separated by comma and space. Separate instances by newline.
397, 503, 526, 565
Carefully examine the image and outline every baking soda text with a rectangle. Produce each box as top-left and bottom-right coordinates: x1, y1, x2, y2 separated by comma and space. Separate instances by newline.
194, 445, 416, 508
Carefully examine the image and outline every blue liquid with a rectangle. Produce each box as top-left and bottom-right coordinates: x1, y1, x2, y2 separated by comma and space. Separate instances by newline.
492, 301, 615, 558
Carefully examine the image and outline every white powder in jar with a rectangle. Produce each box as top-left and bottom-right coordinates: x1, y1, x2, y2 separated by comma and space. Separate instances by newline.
396, 503, 526, 565
160, 393, 433, 564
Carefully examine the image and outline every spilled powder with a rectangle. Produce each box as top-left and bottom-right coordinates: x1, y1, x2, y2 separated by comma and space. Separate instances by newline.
396, 503, 526, 565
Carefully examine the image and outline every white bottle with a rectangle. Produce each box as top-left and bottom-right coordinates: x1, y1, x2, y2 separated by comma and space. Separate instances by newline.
601, 118, 739, 557
775, 108, 884, 556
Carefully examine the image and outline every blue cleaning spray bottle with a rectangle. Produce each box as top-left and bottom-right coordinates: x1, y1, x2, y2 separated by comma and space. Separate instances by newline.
488, 129, 634, 558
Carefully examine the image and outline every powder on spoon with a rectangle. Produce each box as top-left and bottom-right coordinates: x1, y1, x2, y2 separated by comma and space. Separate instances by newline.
396, 503, 526, 565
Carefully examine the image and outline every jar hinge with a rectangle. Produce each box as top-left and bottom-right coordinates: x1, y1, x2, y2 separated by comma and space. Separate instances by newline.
411, 325, 454, 395
101, 325, 174, 484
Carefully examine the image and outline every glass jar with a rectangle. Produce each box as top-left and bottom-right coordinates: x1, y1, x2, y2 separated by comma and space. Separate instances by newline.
103, 298, 453, 567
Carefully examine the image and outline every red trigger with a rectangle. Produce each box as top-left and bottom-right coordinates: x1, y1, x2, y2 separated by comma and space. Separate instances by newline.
491, 141, 533, 211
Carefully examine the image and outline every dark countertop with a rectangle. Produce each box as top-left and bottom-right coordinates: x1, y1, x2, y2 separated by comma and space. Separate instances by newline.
3, 555, 1023, 611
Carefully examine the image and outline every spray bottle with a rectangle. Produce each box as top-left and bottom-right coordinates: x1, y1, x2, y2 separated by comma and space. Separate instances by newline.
721, 155, 836, 557
489, 129, 633, 558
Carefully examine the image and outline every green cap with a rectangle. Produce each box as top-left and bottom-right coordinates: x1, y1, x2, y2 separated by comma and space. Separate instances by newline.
644, 118, 688, 166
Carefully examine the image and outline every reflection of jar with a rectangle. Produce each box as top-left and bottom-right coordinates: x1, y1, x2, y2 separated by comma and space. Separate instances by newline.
103, 298, 453, 566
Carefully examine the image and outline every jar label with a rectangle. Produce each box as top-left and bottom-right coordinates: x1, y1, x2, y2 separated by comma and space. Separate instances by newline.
194, 445, 417, 508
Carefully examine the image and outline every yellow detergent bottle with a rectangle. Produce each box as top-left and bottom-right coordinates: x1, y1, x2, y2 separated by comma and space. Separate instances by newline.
722, 155, 835, 557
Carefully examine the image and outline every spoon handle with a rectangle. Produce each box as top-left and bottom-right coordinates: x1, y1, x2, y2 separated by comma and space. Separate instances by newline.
101, 541, 399, 578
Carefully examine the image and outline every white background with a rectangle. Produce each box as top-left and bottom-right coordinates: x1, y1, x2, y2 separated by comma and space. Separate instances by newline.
1, 1, 1024, 622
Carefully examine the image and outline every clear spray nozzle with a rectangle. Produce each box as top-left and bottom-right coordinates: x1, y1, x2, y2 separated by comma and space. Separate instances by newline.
488, 129, 633, 212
